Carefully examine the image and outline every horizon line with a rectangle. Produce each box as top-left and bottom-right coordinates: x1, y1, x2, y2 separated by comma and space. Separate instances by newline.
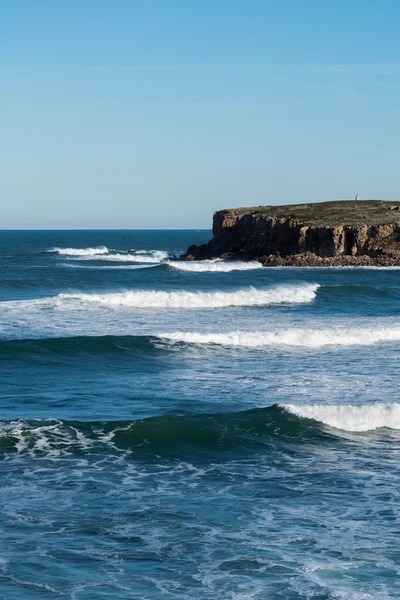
0, 228, 212, 232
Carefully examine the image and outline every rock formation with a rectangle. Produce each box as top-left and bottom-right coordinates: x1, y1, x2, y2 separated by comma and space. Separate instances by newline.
183, 201, 400, 266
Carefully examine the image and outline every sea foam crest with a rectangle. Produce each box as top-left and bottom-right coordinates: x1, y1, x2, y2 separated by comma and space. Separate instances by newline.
58, 284, 319, 309
0, 419, 105, 457
49, 246, 109, 256
167, 260, 263, 273
159, 325, 400, 347
101, 250, 169, 263
282, 403, 400, 431
70, 250, 169, 263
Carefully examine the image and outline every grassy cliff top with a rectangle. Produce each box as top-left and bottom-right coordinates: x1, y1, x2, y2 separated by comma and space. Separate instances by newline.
218, 200, 400, 227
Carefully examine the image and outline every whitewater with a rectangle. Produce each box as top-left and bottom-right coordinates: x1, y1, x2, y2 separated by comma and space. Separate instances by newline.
2, 230, 400, 599
57, 283, 319, 309
49, 245, 110, 256
50, 246, 170, 263
159, 324, 400, 347
282, 402, 400, 431
167, 259, 264, 272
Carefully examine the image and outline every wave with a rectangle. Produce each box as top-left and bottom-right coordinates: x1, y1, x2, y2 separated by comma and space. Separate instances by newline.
48, 247, 170, 263
49, 246, 109, 256
167, 260, 263, 273
159, 324, 400, 348
0, 335, 157, 359
62, 263, 159, 270
57, 284, 319, 309
0, 403, 396, 458
132, 250, 170, 263
4, 323, 398, 361
282, 403, 400, 432
69, 250, 170, 263
0, 406, 330, 458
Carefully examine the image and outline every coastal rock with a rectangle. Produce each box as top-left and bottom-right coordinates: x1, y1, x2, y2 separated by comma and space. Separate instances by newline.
182, 200, 400, 267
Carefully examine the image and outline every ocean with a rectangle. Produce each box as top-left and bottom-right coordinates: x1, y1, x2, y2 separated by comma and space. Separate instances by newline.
1, 230, 399, 599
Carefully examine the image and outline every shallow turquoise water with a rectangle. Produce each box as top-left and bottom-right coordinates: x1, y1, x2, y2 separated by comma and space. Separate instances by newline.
1, 230, 400, 599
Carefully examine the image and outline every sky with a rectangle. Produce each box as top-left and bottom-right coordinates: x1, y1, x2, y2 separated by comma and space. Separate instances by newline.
2, 0, 400, 228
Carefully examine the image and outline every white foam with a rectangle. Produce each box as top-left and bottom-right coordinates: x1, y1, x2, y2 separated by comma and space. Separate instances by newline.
62, 263, 158, 270
69, 250, 169, 263
58, 284, 319, 309
282, 403, 400, 431
49, 247, 170, 263
158, 325, 400, 347
49, 246, 109, 256
167, 260, 263, 273
1, 420, 100, 457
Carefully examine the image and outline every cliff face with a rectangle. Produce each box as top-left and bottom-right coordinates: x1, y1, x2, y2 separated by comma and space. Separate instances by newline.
183, 201, 400, 265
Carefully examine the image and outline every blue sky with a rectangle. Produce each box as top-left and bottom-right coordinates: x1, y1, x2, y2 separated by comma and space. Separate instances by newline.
2, 0, 400, 228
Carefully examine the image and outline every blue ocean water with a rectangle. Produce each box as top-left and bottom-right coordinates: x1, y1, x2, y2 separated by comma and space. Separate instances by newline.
1, 230, 400, 599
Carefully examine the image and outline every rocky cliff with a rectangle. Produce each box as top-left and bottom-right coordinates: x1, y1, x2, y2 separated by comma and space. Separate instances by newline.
183, 200, 400, 266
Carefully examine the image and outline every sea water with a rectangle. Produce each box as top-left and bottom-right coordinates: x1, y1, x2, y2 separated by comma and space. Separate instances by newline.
0, 230, 400, 599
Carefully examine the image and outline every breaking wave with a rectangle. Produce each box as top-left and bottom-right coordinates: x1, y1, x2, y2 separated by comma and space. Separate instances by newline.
61, 263, 158, 270
283, 403, 400, 432
4, 325, 399, 360
0, 403, 397, 458
57, 284, 319, 309
167, 260, 263, 273
49, 246, 109, 256
0, 410, 300, 457
159, 324, 400, 348
48, 247, 170, 263
71, 250, 170, 263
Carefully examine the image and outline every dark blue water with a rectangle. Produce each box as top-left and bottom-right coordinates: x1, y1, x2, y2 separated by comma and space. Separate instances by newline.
1, 231, 400, 599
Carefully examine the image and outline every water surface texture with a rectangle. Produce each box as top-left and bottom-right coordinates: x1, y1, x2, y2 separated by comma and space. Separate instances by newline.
1, 231, 400, 599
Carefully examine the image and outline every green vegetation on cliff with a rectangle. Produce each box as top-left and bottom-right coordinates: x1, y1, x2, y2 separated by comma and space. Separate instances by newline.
218, 200, 400, 227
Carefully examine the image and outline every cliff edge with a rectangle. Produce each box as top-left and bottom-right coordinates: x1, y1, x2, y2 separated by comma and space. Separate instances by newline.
183, 200, 400, 266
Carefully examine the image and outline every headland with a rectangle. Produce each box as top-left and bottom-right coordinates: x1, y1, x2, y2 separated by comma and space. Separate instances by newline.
182, 200, 400, 266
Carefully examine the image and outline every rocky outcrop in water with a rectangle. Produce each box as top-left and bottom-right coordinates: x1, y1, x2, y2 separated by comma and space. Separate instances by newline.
183, 201, 400, 266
